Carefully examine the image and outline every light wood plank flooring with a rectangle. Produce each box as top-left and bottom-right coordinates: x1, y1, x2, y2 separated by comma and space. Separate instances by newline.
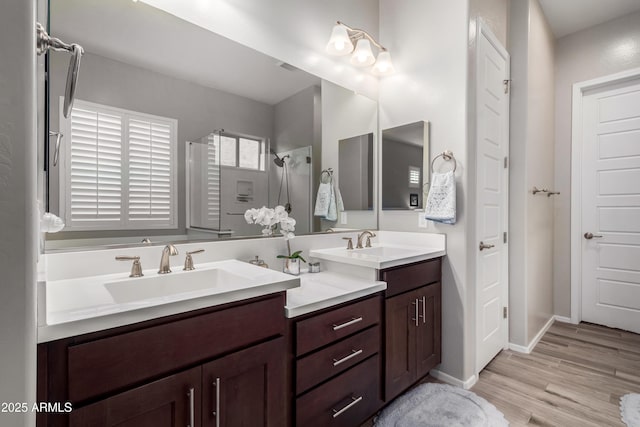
365, 321, 640, 426
474, 321, 640, 426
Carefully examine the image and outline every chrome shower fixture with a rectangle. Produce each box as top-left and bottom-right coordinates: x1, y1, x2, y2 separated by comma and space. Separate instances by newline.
272, 151, 289, 168
36, 23, 84, 119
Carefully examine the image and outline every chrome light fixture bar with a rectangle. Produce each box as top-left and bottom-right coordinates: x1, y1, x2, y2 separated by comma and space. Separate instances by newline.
326, 21, 395, 76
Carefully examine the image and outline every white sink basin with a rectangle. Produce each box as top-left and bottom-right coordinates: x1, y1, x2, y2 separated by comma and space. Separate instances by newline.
105, 268, 249, 304
309, 244, 446, 269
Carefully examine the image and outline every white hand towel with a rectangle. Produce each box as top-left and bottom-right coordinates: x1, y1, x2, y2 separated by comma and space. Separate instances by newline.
326, 184, 337, 221
425, 170, 456, 224
314, 181, 332, 217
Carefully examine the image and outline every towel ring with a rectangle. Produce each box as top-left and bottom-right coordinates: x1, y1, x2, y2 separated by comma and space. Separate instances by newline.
431, 150, 457, 173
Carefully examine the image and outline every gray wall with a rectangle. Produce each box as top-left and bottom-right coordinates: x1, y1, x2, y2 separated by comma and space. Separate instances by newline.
381, 139, 422, 209
48, 51, 275, 239
508, 0, 555, 346
0, 0, 37, 424
553, 10, 640, 318
339, 133, 373, 211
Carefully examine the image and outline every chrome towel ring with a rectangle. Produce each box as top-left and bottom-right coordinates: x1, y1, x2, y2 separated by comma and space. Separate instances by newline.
431, 150, 457, 173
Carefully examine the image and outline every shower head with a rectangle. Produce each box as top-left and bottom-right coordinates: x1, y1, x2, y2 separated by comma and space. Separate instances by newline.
272, 153, 289, 168
63, 44, 84, 119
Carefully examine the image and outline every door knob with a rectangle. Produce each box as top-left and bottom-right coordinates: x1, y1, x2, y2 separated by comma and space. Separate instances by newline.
479, 241, 495, 251
584, 232, 603, 240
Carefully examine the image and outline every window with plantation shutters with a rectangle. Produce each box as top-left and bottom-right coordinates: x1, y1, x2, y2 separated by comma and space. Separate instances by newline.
60, 99, 177, 230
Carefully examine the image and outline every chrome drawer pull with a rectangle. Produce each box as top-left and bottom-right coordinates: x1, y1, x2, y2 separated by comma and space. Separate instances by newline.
332, 316, 363, 331
421, 296, 426, 324
411, 299, 419, 326
332, 349, 363, 366
212, 378, 220, 427
187, 387, 195, 427
332, 396, 363, 418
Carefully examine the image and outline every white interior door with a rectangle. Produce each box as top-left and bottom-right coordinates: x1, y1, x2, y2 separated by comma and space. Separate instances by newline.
581, 77, 640, 334
476, 22, 510, 372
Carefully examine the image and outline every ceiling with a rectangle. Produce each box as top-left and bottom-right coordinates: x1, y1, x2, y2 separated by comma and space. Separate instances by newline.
51, 0, 320, 105
538, 0, 640, 39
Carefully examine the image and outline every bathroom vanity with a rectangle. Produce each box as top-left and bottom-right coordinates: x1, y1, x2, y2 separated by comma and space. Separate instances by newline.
36, 231, 445, 427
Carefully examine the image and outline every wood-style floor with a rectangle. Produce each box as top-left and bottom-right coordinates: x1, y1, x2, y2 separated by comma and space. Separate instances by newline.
364, 321, 640, 426
473, 321, 640, 426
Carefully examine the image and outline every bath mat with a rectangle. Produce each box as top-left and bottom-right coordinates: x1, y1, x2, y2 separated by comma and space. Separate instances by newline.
621, 393, 640, 427
375, 383, 508, 427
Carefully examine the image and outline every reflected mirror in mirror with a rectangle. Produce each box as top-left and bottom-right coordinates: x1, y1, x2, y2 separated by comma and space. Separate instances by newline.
339, 133, 373, 211
381, 121, 430, 210
44, 0, 377, 251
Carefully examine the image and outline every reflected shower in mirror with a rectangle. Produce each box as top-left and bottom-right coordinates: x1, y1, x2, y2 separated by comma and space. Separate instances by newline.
339, 133, 373, 211
43, 0, 379, 251
381, 121, 430, 210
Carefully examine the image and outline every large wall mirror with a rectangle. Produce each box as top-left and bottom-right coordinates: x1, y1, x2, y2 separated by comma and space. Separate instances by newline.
381, 121, 430, 210
44, 0, 378, 250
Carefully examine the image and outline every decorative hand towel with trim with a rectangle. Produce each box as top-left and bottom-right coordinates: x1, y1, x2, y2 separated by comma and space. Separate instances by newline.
425, 170, 456, 224
314, 170, 343, 221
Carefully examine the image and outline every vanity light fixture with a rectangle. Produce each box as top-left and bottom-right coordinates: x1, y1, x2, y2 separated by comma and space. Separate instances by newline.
326, 21, 395, 76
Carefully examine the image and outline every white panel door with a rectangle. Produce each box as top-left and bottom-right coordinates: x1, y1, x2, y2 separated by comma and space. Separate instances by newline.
476, 24, 510, 372
581, 77, 640, 334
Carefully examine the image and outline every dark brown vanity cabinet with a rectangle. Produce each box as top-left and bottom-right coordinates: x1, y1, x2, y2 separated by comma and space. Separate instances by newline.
291, 295, 384, 427
381, 258, 442, 402
38, 293, 287, 427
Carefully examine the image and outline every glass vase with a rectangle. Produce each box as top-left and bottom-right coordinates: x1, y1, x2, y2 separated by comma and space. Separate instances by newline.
283, 258, 300, 276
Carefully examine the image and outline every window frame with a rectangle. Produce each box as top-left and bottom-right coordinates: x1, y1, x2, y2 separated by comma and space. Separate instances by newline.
59, 98, 178, 231
218, 131, 267, 172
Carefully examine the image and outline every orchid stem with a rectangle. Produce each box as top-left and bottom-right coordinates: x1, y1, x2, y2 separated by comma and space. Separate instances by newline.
287, 239, 292, 258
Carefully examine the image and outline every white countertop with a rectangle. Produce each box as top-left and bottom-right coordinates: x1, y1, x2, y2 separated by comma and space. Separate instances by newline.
309, 243, 445, 269
285, 271, 386, 318
38, 260, 299, 343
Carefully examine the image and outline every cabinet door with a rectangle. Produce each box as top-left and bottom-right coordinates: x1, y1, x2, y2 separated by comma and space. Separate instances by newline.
202, 337, 285, 427
416, 282, 442, 378
69, 366, 201, 427
384, 289, 419, 401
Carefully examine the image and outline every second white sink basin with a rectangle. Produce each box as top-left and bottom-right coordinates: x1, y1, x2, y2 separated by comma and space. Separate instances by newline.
105, 268, 249, 304
309, 244, 446, 269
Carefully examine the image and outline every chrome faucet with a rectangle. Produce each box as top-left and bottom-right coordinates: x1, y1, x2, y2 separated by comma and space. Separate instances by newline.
356, 230, 376, 249
158, 244, 179, 274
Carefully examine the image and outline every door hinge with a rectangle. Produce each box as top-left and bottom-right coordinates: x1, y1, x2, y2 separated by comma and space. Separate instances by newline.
503, 79, 511, 94
503, 232, 508, 244
306, 156, 311, 164
503, 307, 508, 319
504, 156, 508, 169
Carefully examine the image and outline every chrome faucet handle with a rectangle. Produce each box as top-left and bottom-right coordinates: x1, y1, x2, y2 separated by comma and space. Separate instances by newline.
116, 256, 143, 278
342, 237, 354, 250
184, 249, 205, 271
365, 232, 377, 248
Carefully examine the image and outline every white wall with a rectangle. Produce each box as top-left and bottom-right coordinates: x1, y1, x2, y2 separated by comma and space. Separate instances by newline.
379, 0, 472, 381
141, 0, 380, 99
508, 0, 555, 346
0, 0, 37, 425
553, 10, 640, 317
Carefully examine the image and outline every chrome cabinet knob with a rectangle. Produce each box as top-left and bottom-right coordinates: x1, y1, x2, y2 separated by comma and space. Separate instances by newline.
584, 232, 603, 240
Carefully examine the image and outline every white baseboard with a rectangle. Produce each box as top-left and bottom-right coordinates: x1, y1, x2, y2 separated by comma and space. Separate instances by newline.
430, 369, 478, 390
509, 315, 555, 354
553, 315, 573, 324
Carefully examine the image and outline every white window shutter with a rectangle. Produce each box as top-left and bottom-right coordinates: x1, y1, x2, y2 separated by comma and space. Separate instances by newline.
67, 106, 123, 226
61, 99, 177, 231
128, 118, 173, 223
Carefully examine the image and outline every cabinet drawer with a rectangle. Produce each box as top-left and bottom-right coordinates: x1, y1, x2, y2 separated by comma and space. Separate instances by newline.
67, 294, 285, 402
296, 355, 381, 427
296, 296, 381, 356
382, 258, 441, 297
296, 325, 380, 394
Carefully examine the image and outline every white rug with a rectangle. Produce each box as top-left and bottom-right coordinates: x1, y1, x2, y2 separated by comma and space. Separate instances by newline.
375, 383, 509, 427
621, 393, 640, 427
